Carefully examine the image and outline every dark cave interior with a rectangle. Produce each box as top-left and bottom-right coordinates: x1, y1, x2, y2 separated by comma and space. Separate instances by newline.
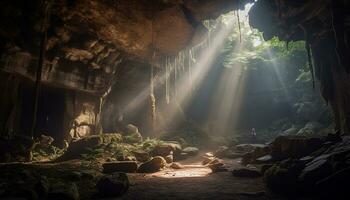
0, 0, 349, 199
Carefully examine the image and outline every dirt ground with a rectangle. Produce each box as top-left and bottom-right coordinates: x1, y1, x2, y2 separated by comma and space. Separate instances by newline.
119, 156, 285, 200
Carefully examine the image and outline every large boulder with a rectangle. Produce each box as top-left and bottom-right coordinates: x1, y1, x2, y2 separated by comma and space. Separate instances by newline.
241, 145, 270, 165
124, 124, 143, 143
132, 150, 151, 162
270, 136, 323, 160
137, 156, 166, 173
151, 142, 182, 157
296, 121, 324, 137
102, 161, 138, 173
235, 144, 267, 153
182, 147, 199, 156
58, 133, 122, 160
96, 173, 129, 198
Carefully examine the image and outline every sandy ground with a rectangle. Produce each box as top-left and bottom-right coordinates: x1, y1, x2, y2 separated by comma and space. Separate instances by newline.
119, 155, 285, 200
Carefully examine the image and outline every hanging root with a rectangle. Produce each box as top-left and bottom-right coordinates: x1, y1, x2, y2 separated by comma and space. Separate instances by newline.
306, 42, 315, 89
236, 11, 242, 43
300, 25, 315, 89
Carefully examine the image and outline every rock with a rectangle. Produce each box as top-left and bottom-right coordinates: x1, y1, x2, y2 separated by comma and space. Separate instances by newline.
96, 173, 129, 198
103, 161, 138, 173
205, 152, 214, 157
176, 152, 190, 161
170, 162, 183, 169
282, 127, 299, 136
270, 136, 323, 160
263, 165, 300, 195
299, 159, 333, 187
232, 167, 262, 178
235, 144, 267, 153
241, 145, 270, 165
48, 182, 79, 200
125, 124, 139, 134
151, 142, 182, 157
137, 156, 166, 173
132, 150, 150, 162
260, 164, 274, 174
256, 155, 273, 164
123, 124, 142, 143
214, 146, 229, 158
164, 154, 173, 164
297, 121, 324, 137
37, 135, 54, 148
182, 147, 199, 156
202, 156, 215, 165
208, 160, 227, 173
59, 133, 122, 160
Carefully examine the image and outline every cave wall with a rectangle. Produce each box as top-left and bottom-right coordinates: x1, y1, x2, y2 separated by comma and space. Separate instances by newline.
249, 0, 350, 134
0, 71, 99, 146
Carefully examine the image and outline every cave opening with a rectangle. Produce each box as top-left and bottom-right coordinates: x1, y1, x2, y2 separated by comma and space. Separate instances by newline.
0, 0, 349, 199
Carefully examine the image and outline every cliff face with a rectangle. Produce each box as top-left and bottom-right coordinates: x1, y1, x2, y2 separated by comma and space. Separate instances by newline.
249, 0, 350, 134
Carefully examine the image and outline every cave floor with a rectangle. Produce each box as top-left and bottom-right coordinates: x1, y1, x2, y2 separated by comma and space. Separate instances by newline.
120, 156, 286, 200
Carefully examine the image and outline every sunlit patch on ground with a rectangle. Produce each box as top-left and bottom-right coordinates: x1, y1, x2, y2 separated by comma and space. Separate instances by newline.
150, 165, 211, 178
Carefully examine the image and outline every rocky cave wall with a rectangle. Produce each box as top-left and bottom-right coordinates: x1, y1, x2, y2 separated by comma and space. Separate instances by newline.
249, 0, 350, 134
0, 0, 252, 140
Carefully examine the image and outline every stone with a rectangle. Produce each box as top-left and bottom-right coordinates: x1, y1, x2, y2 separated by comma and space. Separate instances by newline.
205, 152, 214, 157
132, 150, 150, 162
96, 173, 129, 198
164, 154, 173, 164
176, 152, 190, 161
263, 165, 300, 195
123, 124, 142, 143
260, 164, 274, 175
48, 182, 79, 200
282, 127, 299, 136
151, 142, 182, 157
214, 146, 229, 158
124, 132, 142, 143
297, 121, 324, 137
235, 144, 267, 153
232, 167, 262, 178
270, 136, 323, 160
299, 159, 333, 186
256, 154, 273, 163
170, 162, 183, 169
182, 147, 199, 156
137, 156, 167, 173
125, 124, 139, 134
102, 161, 138, 173
202, 156, 215, 165
241, 145, 270, 165
37, 135, 54, 148
59, 133, 122, 160
208, 160, 227, 173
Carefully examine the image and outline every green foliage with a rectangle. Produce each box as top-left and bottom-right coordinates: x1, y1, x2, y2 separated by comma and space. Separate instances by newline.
80, 147, 105, 160
209, 10, 309, 82
296, 69, 312, 83
136, 138, 163, 152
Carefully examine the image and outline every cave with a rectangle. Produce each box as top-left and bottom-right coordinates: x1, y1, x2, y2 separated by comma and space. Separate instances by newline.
0, 0, 349, 199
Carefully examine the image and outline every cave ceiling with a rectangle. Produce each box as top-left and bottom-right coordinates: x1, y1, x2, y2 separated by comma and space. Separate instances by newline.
2, 0, 344, 95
